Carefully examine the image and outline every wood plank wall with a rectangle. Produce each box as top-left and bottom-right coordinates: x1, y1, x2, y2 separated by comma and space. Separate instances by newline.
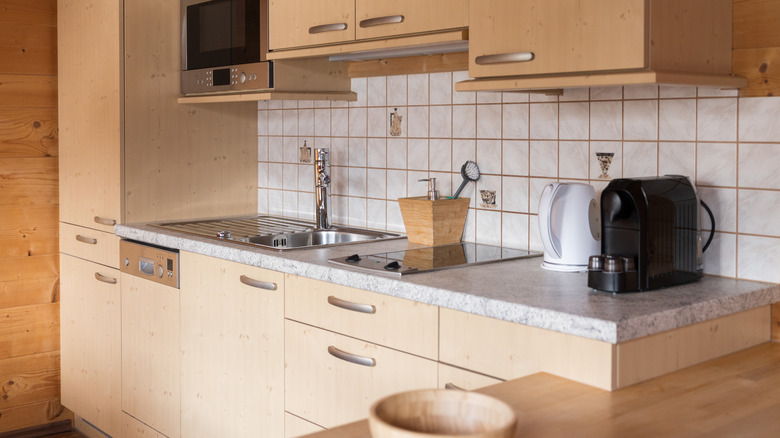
734, 0, 780, 96
0, 0, 70, 433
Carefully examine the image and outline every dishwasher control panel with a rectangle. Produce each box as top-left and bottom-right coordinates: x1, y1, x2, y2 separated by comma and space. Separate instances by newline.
119, 240, 179, 289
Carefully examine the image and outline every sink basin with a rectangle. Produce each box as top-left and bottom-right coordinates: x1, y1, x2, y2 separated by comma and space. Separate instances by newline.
242, 228, 400, 249
151, 215, 403, 250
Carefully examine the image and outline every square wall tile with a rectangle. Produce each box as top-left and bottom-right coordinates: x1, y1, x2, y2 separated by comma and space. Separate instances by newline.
408, 74, 429, 106
452, 140, 476, 172
452, 71, 475, 104
348, 107, 367, 137
367, 138, 387, 168
559, 88, 589, 102
429, 138, 452, 172
659, 85, 697, 98
408, 138, 429, 171
697, 186, 736, 233
430, 105, 452, 138
387, 75, 408, 107
349, 137, 367, 167
430, 72, 453, 105
350, 77, 367, 107
529, 141, 558, 177
452, 105, 476, 138
590, 101, 622, 140
283, 109, 298, 136
366, 199, 387, 230
623, 142, 658, 177
659, 99, 696, 141
268, 190, 283, 216
314, 108, 330, 137
348, 197, 367, 227
476, 209, 502, 246
738, 189, 780, 237
502, 176, 529, 213
697, 98, 737, 142
590, 86, 622, 101
696, 142, 736, 187
659, 142, 695, 178
367, 76, 387, 107
501, 213, 529, 250
590, 141, 622, 180
559, 141, 589, 179
502, 104, 530, 139
702, 232, 736, 277
738, 235, 780, 283
502, 140, 529, 176
387, 169, 407, 200
624, 100, 658, 140
739, 97, 780, 142
298, 164, 313, 194
257, 188, 268, 215
529, 103, 558, 140
739, 143, 780, 190
407, 106, 429, 138
368, 107, 387, 138
559, 102, 589, 140
477, 139, 501, 174
387, 200, 405, 232
387, 138, 407, 169
367, 168, 387, 199
477, 104, 502, 139
624, 85, 658, 99
331, 108, 349, 137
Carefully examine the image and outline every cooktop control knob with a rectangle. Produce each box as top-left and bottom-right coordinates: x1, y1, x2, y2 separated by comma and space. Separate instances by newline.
383, 261, 401, 271
346, 254, 361, 263
156, 264, 164, 278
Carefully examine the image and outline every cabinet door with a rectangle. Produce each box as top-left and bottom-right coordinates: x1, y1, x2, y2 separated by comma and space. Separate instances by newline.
285, 320, 438, 428
121, 273, 180, 438
60, 254, 121, 437
122, 411, 165, 438
469, 0, 647, 78
285, 274, 438, 359
269, 0, 355, 50
58, 0, 122, 232
438, 363, 503, 392
180, 252, 285, 438
355, 0, 467, 40
59, 223, 120, 268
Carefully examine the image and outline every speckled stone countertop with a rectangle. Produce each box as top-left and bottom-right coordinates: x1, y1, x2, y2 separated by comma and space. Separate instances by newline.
116, 221, 780, 344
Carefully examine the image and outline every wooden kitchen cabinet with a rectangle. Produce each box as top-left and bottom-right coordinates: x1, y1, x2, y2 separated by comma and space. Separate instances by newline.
285, 274, 438, 359
461, 0, 743, 91
268, 0, 355, 49
268, 0, 467, 58
354, 0, 468, 41
180, 252, 285, 438
59, 254, 121, 437
437, 363, 503, 392
285, 413, 325, 438
285, 320, 438, 429
120, 272, 181, 438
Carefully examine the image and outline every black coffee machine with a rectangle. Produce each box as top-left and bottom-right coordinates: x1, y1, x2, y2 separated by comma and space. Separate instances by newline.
587, 175, 704, 293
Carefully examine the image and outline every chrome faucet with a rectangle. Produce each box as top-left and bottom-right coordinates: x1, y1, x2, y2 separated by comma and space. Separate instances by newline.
314, 148, 331, 229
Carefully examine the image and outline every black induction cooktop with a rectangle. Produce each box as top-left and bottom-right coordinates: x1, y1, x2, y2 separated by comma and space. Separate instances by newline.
328, 242, 542, 276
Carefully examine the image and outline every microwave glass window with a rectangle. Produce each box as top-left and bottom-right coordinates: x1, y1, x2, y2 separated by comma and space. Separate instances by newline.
185, 0, 260, 70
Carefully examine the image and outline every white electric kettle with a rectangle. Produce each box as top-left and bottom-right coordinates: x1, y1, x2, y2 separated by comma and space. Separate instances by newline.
538, 182, 601, 272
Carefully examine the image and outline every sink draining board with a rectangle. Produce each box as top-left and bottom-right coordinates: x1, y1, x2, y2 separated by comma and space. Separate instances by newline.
151, 215, 316, 241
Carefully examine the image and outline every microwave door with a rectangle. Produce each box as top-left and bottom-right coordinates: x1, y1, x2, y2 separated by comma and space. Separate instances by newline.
184, 0, 261, 71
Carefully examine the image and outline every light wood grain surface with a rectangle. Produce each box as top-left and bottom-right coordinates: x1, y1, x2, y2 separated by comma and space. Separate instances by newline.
302, 341, 780, 438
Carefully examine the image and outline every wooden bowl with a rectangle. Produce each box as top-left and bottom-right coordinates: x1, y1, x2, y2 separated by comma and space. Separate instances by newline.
369, 389, 517, 438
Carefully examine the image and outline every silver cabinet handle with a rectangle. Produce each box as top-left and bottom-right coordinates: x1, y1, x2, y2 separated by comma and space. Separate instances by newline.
359, 15, 404, 28
445, 382, 466, 391
239, 275, 277, 291
328, 345, 376, 367
76, 235, 98, 245
327, 295, 376, 314
94, 272, 117, 284
94, 216, 116, 226
309, 23, 347, 34
475, 52, 535, 65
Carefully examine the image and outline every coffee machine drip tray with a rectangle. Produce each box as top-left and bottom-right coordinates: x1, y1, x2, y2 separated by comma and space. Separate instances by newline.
328, 243, 542, 276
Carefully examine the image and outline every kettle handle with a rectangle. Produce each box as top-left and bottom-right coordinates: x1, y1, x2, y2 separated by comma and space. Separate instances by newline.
538, 183, 563, 258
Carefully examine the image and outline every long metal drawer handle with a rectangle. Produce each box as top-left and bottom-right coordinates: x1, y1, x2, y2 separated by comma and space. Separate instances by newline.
309, 23, 348, 34
76, 235, 98, 245
94, 272, 117, 284
445, 382, 466, 391
359, 15, 404, 28
327, 295, 376, 314
239, 275, 277, 291
475, 52, 535, 65
94, 216, 116, 226
328, 345, 376, 367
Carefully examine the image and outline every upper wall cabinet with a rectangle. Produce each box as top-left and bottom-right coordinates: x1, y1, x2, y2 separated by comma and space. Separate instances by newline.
268, 0, 468, 59
458, 0, 747, 92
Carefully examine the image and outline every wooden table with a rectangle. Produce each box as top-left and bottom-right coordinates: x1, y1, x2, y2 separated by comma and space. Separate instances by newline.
303, 342, 780, 437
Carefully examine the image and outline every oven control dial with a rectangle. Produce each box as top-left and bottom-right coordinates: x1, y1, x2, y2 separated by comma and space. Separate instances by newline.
157, 264, 164, 278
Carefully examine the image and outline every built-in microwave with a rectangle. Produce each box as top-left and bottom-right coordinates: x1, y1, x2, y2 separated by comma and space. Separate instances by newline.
180, 0, 271, 94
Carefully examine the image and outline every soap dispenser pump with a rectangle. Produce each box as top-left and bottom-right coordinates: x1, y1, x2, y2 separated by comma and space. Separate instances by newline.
419, 178, 440, 201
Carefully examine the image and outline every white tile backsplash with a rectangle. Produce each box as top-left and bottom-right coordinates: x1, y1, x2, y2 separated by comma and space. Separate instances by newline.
258, 73, 780, 283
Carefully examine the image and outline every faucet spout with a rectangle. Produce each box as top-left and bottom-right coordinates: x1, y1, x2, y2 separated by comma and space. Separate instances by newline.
314, 148, 331, 229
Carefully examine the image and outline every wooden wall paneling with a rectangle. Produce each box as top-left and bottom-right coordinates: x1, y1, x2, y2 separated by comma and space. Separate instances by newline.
0, 277, 58, 310
0, 0, 57, 27
0, 206, 58, 259
0, 23, 57, 75
0, 108, 58, 158
0, 398, 72, 433
733, 47, 780, 97
0, 157, 58, 207
772, 302, 780, 341
0, 351, 61, 411
733, 0, 780, 49
0, 74, 57, 108
0, 302, 59, 359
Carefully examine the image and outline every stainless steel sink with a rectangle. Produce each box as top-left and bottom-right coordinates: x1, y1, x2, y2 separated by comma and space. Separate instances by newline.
151, 215, 403, 250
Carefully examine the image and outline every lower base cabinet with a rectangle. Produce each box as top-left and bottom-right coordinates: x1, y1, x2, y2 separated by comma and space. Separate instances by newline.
180, 252, 285, 438
284, 319, 438, 428
437, 363, 503, 391
122, 412, 165, 438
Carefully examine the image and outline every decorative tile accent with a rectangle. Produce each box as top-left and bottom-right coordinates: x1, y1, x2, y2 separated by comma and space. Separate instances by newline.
479, 189, 497, 209
389, 108, 404, 137
298, 140, 312, 163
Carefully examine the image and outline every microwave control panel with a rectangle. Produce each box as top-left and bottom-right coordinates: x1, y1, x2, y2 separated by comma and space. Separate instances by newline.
181, 61, 271, 95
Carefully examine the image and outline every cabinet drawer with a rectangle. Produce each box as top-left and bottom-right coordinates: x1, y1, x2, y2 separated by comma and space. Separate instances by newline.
437, 363, 503, 392
60, 222, 120, 268
355, 0, 467, 40
269, 0, 355, 50
285, 320, 438, 428
285, 275, 438, 359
